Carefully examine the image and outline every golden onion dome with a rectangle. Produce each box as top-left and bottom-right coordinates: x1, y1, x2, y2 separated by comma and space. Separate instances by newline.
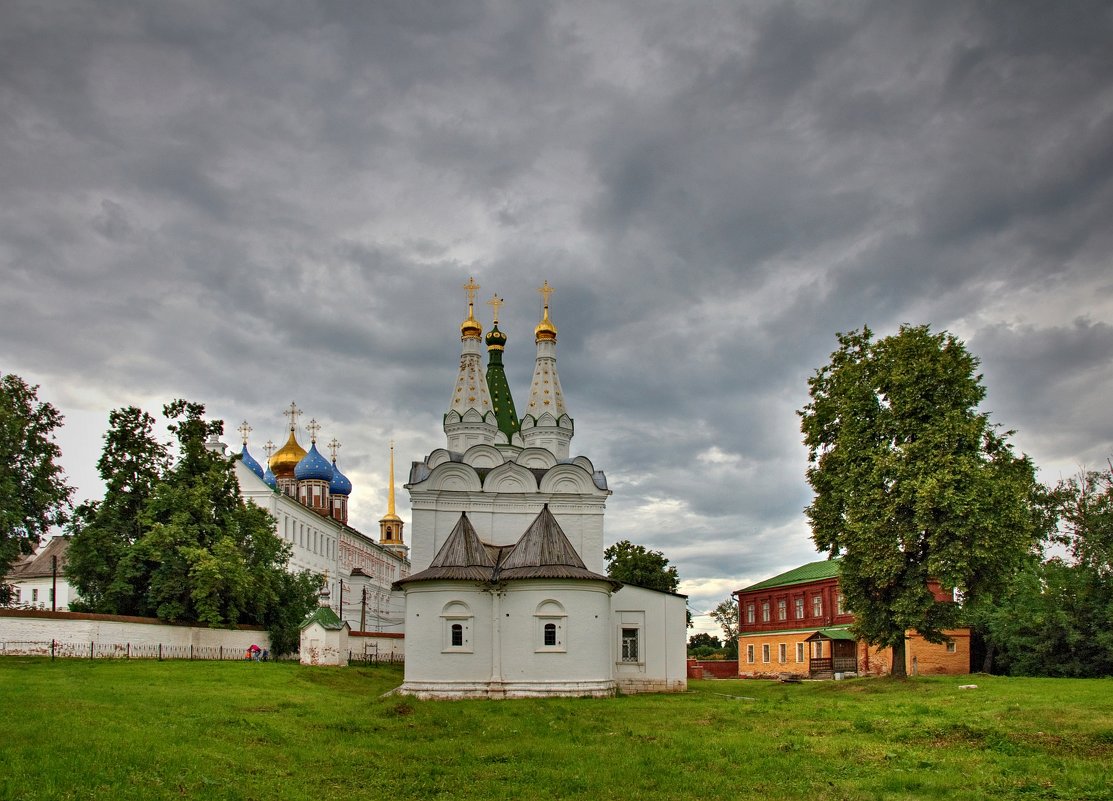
269, 430, 307, 478
460, 313, 482, 339
534, 307, 557, 341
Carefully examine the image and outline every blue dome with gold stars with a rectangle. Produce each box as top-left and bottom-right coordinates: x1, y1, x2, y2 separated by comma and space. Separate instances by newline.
240, 444, 265, 480
294, 443, 334, 481
329, 460, 352, 496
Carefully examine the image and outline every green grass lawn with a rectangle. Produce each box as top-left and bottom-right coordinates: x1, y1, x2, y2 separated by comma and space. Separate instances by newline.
1, 659, 1110, 801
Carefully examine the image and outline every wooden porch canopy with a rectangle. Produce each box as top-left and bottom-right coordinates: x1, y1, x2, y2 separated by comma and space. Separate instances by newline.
804, 627, 857, 643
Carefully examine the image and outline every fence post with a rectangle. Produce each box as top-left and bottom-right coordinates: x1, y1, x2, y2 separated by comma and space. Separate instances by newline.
190, 644, 193, 661
51, 639, 55, 661
220, 645, 223, 661
127, 643, 131, 660
90, 641, 94, 660
158, 643, 162, 662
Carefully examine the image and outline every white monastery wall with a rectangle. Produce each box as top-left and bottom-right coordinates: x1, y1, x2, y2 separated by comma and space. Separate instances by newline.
0, 610, 269, 655
401, 583, 494, 684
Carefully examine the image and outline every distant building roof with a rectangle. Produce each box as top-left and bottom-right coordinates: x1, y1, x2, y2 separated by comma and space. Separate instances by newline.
739, 557, 841, 593
6, 536, 70, 580
300, 605, 347, 631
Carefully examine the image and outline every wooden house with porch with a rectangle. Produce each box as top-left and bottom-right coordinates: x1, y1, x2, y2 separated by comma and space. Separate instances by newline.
734, 558, 971, 679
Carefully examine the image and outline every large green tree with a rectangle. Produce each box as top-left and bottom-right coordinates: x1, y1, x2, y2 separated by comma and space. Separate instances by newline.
66, 406, 169, 613
708, 598, 739, 658
985, 465, 1113, 677
0, 374, 72, 601
799, 326, 1038, 676
604, 540, 680, 593
67, 400, 319, 652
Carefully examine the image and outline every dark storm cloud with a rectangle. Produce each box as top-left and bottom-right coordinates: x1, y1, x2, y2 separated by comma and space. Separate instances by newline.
2, 1, 1112, 626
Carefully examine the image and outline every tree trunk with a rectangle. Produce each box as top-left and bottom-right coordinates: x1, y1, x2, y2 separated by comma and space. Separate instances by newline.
890, 638, 908, 678
981, 640, 995, 674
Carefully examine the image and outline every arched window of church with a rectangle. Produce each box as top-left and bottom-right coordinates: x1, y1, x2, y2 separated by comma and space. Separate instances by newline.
441, 601, 473, 653
534, 600, 566, 653
451, 623, 463, 647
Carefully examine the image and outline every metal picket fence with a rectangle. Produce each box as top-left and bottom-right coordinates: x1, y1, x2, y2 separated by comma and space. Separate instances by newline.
0, 640, 276, 661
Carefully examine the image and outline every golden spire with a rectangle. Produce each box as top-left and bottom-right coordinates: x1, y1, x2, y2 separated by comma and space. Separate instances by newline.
486, 292, 503, 324
534, 279, 557, 341
237, 421, 252, 447
380, 440, 403, 532
460, 276, 482, 339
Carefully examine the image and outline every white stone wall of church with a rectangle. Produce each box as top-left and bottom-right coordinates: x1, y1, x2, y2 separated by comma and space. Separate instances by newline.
7, 575, 76, 611
0, 611, 269, 654
401, 583, 494, 683
611, 585, 688, 694
408, 496, 606, 574
498, 581, 613, 684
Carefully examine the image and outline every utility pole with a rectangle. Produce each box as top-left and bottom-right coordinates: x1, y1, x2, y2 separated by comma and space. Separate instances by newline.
360, 587, 367, 633
51, 555, 57, 611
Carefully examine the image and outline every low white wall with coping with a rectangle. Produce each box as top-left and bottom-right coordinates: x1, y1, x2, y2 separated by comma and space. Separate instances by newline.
0, 609, 270, 657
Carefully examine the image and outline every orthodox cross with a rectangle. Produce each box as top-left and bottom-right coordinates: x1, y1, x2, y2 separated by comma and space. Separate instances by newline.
328, 438, 341, 462
538, 279, 554, 310
487, 293, 503, 324
306, 418, 321, 444
463, 276, 480, 317
237, 420, 252, 446
263, 440, 276, 459
283, 401, 302, 432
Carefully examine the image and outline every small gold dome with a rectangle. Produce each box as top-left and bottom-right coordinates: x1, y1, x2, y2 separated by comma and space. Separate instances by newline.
534, 307, 557, 341
460, 315, 482, 339
269, 430, 307, 478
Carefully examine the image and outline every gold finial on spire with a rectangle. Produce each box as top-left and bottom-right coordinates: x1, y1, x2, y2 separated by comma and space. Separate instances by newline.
306, 418, 321, 444
283, 401, 302, 432
534, 279, 557, 341
387, 441, 397, 517
487, 292, 504, 324
460, 276, 482, 338
328, 437, 341, 462
263, 440, 276, 460
237, 420, 252, 446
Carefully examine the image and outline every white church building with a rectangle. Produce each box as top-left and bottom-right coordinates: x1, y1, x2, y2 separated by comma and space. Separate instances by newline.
394, 280, 687, 699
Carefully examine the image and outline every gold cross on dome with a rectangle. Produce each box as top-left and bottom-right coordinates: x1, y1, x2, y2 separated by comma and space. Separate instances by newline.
487, 293, 504, 323
283, 401, 302, 432
328, 438, 341, 461
237, 420, 252, 446
538, 280, 554, 308
306, 418, 321, 443
463, 276, 480, 312
263, 440, 276, 459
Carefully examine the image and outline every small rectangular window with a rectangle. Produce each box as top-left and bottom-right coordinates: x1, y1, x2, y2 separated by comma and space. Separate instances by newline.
451, 623, 463, 647
32, 589, 38, 603
746, 604, 755, 624
544, 623, 557, 647
796, 642, 805, 662
778, 643, 787, 663
761, 601, 770, 622
777, 599, 787, 621
747, 644, 755, 663
795, 597, 804, 619
836, 592, 846, 615
946, 641, 957, 654
812, 595, 823, 617
762, 644, 770, 663
812, 640, 823, 658
621, 628, 640, 662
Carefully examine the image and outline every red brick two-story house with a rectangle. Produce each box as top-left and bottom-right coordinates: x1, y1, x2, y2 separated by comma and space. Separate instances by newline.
734, 558, 970, 678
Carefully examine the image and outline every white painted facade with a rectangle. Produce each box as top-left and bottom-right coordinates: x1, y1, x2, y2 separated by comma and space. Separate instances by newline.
396, 283, 687, 698
235, 459, 409, 633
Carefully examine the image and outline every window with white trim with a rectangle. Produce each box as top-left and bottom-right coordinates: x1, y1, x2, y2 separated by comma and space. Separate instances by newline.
746, 604, 755, 624
796, 642, 805, 662
778, 643, 787, 663
440, 601, 473, 653
621, 628, 640, 663
761, 601, 770, 622
535, 600, 566, 653
795, 597, 804, 619
762, 644, 770, 663
946, 641, 957, 654
747, 644, 755, 663
836, 592, 846, 615
812, 595, 823, 617
777, 599, 787, 621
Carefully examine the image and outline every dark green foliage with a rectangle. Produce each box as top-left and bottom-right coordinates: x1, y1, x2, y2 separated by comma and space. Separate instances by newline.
66, 400, 319, 653
986, 466, 1113, 677
603, 539, 680, 593
709, 597, 739, 648
0, 374, 72, 594
799, 326, 1039, 676
688, 632, 722, 650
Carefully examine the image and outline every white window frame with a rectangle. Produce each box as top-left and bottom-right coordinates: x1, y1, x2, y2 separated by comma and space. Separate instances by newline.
746, 644, 755, 663
762, 644, 770, 663
746, 604, 755, 624
620, 626, 642, 664
795, 597, 804, 619
946, 640, 957, 654
778, 643, 787, 663
761, 601, 770, 623
534, 600, 567, 653
440, 601, 473, 653
796, 642, 805, 663
812, 594, 823, 617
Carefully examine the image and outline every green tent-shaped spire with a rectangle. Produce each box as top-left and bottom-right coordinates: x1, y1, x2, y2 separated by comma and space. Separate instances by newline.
485, 294, 520, 441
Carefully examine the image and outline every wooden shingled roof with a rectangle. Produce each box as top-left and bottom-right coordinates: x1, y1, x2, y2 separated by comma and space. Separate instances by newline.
395, 506, 618, 589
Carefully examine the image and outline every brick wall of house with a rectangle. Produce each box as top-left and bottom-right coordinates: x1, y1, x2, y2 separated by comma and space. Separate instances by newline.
737, 631, 815, 677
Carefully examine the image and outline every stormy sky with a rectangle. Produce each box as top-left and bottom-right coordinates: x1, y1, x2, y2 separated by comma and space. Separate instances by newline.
3, 1, 1112, 635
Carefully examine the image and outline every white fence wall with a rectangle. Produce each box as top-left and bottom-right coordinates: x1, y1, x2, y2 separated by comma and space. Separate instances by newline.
0, 609, 270, 657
